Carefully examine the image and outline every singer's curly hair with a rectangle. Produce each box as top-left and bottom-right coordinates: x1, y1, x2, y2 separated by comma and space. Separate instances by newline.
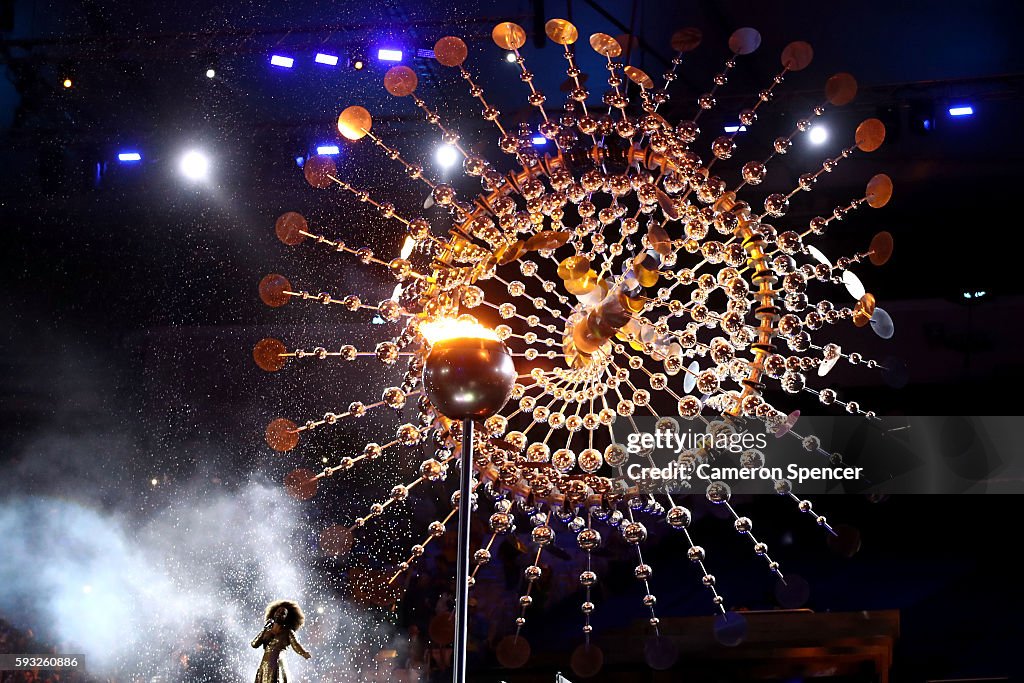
263, 600, 305, 631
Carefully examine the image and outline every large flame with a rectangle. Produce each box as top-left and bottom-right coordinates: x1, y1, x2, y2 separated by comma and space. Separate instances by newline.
420, 317, 499, 344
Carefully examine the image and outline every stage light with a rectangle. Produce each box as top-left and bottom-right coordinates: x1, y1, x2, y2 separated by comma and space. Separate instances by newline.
377, 48, 403, 62
949, 105, 974, 117
435, 144, 458, 169
315, 53, 339, 66
909, 99, 935, 135
532, 135, 547, 145
505, 51, 516, 63
416, 48, 435, 59
270, 55, 294, 68
118, 152, 142, 162
809, 125, 828, 145
316, 145, 340, 155
295, 156, 305, 167
205, 68, 216, 79
179, 150, 210, 181
352, 58, 365, 70
62, 78, 72, 89
723, 125, 747, 133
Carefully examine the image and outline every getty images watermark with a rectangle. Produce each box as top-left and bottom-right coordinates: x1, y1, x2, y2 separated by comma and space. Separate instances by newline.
621, 427, 865, 486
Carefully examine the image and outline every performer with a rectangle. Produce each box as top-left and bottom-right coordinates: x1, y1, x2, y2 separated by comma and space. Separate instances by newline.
251, 600, 311, 683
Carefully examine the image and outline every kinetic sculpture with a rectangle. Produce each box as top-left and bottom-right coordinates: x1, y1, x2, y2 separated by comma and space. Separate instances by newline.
254, 17, 897, 672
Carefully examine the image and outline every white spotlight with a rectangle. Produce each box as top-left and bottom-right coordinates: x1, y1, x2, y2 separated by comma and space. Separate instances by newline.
205, 68, 216, 79
435, 144, 458, 169
808, 125, 828, 145
180, 150, 210, 181
505, 52, 517, 63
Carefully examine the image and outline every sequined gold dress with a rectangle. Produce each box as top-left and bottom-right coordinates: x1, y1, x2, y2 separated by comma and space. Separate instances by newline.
252, 627, 310, 683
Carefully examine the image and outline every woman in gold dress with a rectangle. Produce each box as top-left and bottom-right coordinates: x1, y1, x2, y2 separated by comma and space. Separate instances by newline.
251, 600, 311, 683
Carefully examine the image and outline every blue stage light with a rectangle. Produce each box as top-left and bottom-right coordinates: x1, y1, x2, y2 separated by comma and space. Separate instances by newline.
723, 125, 747, 133
315, 53, 339, 66
117, 152, 142, 162
316, 145, 340, 156
270, 55, 294, 68
377, 48, 403, 62
532, 136, 547, 145
948, 105, 974, 117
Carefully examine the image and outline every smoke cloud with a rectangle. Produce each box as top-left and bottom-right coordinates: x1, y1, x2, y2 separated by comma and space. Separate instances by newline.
0, 477, 395, 681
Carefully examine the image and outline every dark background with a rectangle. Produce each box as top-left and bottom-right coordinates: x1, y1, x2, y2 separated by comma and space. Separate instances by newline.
2, 1, 1023, 681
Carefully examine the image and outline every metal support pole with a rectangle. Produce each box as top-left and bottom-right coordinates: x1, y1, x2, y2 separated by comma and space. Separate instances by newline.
452, 418, 474, 683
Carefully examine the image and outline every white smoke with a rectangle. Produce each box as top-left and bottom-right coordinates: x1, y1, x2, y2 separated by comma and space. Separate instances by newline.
0, 479, 392, 682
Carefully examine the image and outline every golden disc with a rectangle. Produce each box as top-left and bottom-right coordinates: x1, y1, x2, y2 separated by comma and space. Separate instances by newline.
825, 72, 858, 106
866, 173, 893, 208
855, 118, 886, 152
572, 317, 603, 354
434, 36, 468, 67
670, 27, 702, 53
557, 254, 591, 280
565, 270, 599, 295
383, 65, 418, 96
495, 239, 527, 265
253, 337, 288, 372
621, 292, 645, 313
728, 27, 761, 55
496, 634, 531, 669
869, 231, 894, 266
624, 65, 654, 89
320, 524, 355, 556
266, 417, 299, 451
303, 154, 336, 189
284, 467, 317, 500
589, 32, 622, 57
647, 223, 673, 256
598, 296, 631, 329
781, 40, 813, 71
259, 273, 292, 307
657, 189, 680, 219
428, 612, 455, 644
525, 230, 571, 251
338, 105, 371, 141
492, 22, 527, 50
571, 643, 604, 679
853, 293, 876, 327
275, 211, 309, 245
636, 267, 660, 289
633, 253, 661, 287
545, 18, 578, 45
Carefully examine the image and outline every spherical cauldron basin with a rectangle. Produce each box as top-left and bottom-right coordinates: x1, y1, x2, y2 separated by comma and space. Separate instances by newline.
422, 337, 516, 420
